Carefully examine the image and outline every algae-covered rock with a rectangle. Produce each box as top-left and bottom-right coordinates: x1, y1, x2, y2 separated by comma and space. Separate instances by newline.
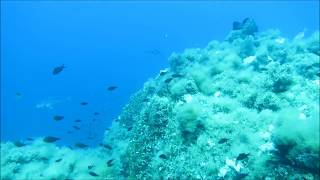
104, 19, 319, 179
1, 139, 110, 180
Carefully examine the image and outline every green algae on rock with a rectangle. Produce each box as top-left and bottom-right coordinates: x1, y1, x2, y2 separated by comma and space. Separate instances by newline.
103, 18, 319, 179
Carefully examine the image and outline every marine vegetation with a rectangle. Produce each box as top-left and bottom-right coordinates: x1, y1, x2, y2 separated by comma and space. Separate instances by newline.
1, 19, 319, 180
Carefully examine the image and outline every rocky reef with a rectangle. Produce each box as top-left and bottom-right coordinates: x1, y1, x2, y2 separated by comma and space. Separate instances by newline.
1, 19, 319, 180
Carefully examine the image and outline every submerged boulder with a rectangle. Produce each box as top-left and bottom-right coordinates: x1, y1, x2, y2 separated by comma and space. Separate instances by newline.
104, 20, 319, 179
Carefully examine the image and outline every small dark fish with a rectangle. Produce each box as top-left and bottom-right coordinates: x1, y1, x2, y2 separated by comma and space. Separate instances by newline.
55, 158, 62, 162
105, 128, 111, 131
164, 78, 173, 83
127, 127, 133, 131
13, 141, 26, 147
67, 131, 72, 134
73, 126, 80, 130
218, 138, 228, 144
41, 157, 49, 161
26, 137, 34, 141
260, 67, 268, 71
74, 142, 88, 148
160, 70, 168, 76
142, 98, 149, 102
107, 159, 114, 167
52, 64, 65, 75
89, 171, 99, 177
159, 154, 168, 160
94, 112, 100, 115
172, 73, 183, 78
80, 102, 88, 106
236, 153, 250, 161
43, 136, 60, 143
74, 119, 81, 123
88, 165, 94, 169
317, 72, 320, 77
103, 144, 112, 150
15, 92, 22, 98
53, 115, 64, 121
107, 86, 118, 91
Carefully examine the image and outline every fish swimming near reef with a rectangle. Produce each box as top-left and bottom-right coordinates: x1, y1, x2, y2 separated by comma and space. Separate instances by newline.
236, 153, 250, 161
80, 102, 88, 106
107, 86, 118, 91
171, 73, 183, 78
43, 136, 60, 143
102, 144, 112, 150
159, 69, 168, 76
13, 141, 26, 147
35, 97, 68, 110
74, 119, 81, 123
73, 126, 80, 130
36, 101, 55, 109
55, 158, 62, 162
107, 159, 114, 167
53, 115, 64, 121
159, 154, 168, 160
218, 138, 228, 144
164, 78, 173, 83
15, 92, 22, 99
52, 64, 65, 75
94, 112, 100, 115
41, 157, 49, 161
88, 171, 99, 177
74, 142, 88, 148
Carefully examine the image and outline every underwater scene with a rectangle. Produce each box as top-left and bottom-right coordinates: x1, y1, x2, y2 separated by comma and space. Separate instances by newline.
1, 1, 319, 180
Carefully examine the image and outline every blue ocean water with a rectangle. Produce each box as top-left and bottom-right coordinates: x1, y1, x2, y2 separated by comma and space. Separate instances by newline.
1, 1, 319, 147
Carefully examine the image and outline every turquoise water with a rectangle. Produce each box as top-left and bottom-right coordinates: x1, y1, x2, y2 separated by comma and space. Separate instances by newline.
1, 1, 319, 180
